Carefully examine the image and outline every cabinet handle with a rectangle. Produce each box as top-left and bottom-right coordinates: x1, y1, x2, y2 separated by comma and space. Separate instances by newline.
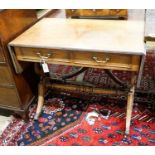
92, 56, 110, 64
36, 52, 52, 59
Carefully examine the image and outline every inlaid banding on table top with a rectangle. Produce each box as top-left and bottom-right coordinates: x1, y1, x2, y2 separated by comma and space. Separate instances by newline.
9, 18, 145, 55
14, 47, 141, 71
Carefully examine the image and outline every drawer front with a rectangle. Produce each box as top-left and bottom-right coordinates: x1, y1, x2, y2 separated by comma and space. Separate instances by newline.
0, 52, 4, 62
15, 47, 141, 71
0, 43, 5, 62
72, 51, 140, 71
66, 9, 96, 17
72, 9, 96, 17
0, 65, 14, 86
0, 87, 20, 108
109, 9, 127, 16
15, 47, 70, 63
96, 9, 127, 17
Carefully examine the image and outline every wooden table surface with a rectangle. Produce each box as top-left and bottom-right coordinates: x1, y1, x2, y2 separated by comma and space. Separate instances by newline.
9, 18, 145, 55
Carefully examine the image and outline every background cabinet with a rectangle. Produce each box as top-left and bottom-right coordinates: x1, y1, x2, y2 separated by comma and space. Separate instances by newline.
0, 41, 5, 62
66, 9, 128, 19
0, 9, 38, 119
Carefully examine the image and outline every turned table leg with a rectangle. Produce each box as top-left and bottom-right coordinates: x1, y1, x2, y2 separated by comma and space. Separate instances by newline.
34, 81, 45, 120
125, 73, 136, 135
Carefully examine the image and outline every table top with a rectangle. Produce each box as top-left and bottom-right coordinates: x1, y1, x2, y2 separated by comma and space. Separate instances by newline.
9, 18, 145, 55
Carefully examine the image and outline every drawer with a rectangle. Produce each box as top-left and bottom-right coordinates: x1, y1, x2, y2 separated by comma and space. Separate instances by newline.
71, 51, 140, 71
0, 52, 5, 62
0, 44, 5, 62
15, 47, 70, 63
109, 9, 128, 17
95, 9, 127, 17
0, 65, 14, 86
68, 9, 96, 17
14, 47, 141, 71
0, 87, 20, 108
95, 9, 111, 16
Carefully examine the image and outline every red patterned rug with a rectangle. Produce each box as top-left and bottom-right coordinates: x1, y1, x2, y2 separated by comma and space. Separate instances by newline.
0, 91, 155, 146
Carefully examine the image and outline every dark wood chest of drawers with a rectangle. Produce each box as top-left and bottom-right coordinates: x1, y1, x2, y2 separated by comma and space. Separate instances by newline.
0, 9, 38, 118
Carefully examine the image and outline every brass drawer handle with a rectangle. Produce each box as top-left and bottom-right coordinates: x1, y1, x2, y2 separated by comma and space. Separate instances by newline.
92, 56, 110, 64
36, 52, 52, 59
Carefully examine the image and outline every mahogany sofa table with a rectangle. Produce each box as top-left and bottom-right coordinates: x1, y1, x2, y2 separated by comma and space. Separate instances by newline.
8, 18, 145, 135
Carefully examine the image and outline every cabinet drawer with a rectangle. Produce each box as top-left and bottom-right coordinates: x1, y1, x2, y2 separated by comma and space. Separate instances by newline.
15, 47, 70, 63
0, 43, 5, 62
0, 52, 5, 62
14, 47, 141, 71
0, 65, 14, 86
96, 9, 127, 17
72, 51, 140, 71
109, 9, 127, 17
72, 9, 96, 16
0, 87, 19, 108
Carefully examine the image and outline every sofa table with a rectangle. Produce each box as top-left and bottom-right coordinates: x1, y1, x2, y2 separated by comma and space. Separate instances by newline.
8, 18, 145, 135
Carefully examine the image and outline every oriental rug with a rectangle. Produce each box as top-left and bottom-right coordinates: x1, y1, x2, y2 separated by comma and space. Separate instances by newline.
0, 91, 155, 146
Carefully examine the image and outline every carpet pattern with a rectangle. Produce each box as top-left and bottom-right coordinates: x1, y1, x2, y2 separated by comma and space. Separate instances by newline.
0, 91, 155, 146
